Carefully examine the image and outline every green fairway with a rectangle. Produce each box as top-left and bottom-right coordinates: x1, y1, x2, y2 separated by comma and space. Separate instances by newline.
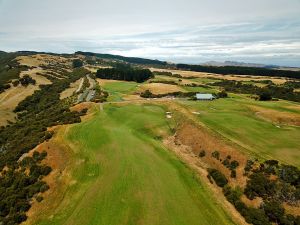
180, 97, 300, 166
36, 104, 235, 225
102, 81, 138, 101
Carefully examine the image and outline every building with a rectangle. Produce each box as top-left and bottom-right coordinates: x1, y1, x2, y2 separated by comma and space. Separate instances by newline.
196, 93, 215, 100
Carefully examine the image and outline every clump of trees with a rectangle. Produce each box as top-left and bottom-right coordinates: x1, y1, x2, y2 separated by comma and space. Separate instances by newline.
211, 158, 300, 225
211, 80, 300, 102
72, 59, 83, 68
140, 90, 198, 98
19, 75, 36, 86
96, 64, 153, 83
207, 168, 228, 187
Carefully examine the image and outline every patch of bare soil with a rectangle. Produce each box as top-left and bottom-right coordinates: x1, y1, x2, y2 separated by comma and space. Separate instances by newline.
249, 105, 300, 126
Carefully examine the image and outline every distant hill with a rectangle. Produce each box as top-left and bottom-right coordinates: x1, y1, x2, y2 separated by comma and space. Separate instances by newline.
202, 61, 271, 68
75, 51, 167, 66
202, 60, 300, 71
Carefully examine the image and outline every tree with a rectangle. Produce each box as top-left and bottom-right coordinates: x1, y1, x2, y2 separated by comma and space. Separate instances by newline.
259, 91, 272, 101
73, 59, 83, 68
207, 168, 228, 187
217, 90, 228, 98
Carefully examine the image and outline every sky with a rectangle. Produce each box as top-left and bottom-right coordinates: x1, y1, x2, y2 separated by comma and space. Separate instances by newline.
0, 0, 300, 66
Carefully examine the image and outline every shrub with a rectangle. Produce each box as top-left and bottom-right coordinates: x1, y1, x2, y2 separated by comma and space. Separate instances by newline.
72, 59, 83, 68
199, 150, 206, 157
207, 168, 228, 187
231, 170, 237, 178
259, 92, 272, 101
217, 90, 228, 98
262, 200, 285, 223
211, 151, 220, 160
140, 90, 153, 98
229, 160, 239, 170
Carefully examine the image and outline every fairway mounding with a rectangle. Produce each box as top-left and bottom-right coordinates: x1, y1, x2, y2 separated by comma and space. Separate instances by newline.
28, 103, 236, 225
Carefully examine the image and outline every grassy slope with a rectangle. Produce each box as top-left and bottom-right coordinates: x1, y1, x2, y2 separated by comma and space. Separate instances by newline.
180, 96, 300, 166
102, 81, 138, 101
36, 104, 235, 225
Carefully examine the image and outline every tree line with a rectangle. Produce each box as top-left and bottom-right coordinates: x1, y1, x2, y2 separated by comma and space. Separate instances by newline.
96, 65, 153, 83
177, 64, 300, 80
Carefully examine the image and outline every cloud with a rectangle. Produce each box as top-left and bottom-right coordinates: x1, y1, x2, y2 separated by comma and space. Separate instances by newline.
0, 0, 299, 66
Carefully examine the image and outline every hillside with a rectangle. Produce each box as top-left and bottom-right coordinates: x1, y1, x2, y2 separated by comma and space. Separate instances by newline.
0, 51, 299, 225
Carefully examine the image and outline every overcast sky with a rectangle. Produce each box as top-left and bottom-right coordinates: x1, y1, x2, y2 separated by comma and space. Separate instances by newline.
0, 0, 300, 66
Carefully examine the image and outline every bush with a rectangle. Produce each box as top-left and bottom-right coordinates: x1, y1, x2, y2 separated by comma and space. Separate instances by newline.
199, 150, 206, 157
207, 168, 228, 187
262, 200, 285, 223
217, 90, 228, 98
259, 92, 272, 101
211, 151, 220, 160
230, 170, 236, 178
229, 160, 239, 170
140, 90, 153, 98
73, 59, 83, 68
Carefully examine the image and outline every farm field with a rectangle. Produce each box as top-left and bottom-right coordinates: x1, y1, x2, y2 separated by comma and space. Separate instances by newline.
178, 96, 300, 166
29, 104, 236, 225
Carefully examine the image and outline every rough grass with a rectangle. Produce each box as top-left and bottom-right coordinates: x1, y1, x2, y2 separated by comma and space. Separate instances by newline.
180, 97, 300, 166
33, 104, 235, 225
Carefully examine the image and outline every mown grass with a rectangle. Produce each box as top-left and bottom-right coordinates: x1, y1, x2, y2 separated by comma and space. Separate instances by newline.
180, 97, 300, 166
102, 81, 138, 101
36, 104, 236, 225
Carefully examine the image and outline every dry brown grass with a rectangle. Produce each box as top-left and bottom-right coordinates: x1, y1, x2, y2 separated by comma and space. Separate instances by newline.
139, 83, 185, 94
23, 125, 74, 225
96, 78, 120, 85
17, 54, 70, 68
60, 78, 82, 99
0, 66, 53, 126
150, 68, 289, 85
283, 203, 300, 216
84, 65, 111, 73
249, 105, 300, 126
0, 85, 39, 125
